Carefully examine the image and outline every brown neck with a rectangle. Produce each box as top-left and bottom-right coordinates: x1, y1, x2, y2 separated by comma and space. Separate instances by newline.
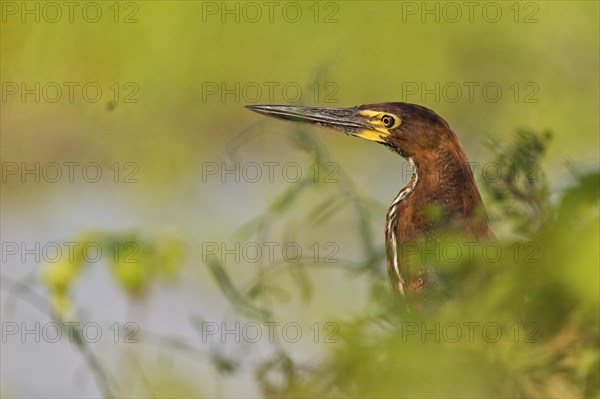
385, 134, 493, 299
385, 144, 493, 294
401, 141, 488, 240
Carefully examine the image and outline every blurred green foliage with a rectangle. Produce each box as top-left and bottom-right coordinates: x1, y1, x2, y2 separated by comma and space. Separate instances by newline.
206, 129, 599, 398
41, 232, 184, 319
483, 129, 552, 235
2, 1, 598, 397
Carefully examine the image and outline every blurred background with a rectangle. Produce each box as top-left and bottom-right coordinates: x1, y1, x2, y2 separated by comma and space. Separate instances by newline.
1, 1, 598, 398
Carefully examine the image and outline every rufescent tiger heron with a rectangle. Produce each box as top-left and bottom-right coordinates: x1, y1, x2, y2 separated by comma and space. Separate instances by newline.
246, 103, 494, 304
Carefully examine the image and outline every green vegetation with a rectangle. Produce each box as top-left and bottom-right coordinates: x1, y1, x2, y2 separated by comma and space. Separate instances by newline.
205, 127, 599, 398
2, 1, 598, 397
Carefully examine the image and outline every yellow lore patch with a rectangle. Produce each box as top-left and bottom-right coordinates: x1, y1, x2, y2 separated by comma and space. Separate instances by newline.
356, 130, 388, 143
354, 109, 401, 142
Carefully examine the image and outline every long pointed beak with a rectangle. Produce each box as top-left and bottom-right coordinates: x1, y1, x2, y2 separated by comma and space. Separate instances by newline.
245, 104, 387, 143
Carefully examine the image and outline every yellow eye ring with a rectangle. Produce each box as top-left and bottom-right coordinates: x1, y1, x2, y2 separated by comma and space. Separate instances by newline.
382, 115, 395, 128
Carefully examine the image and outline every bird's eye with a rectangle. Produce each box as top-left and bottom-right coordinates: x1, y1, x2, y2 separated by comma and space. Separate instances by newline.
382, 115, 395, 128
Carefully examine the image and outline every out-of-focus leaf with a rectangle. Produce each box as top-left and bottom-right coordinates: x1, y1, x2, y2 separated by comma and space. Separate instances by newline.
206, 258, 270, 320
308, 194, 345, 225
288, 264, 313, 304
157, 234, 185, 280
